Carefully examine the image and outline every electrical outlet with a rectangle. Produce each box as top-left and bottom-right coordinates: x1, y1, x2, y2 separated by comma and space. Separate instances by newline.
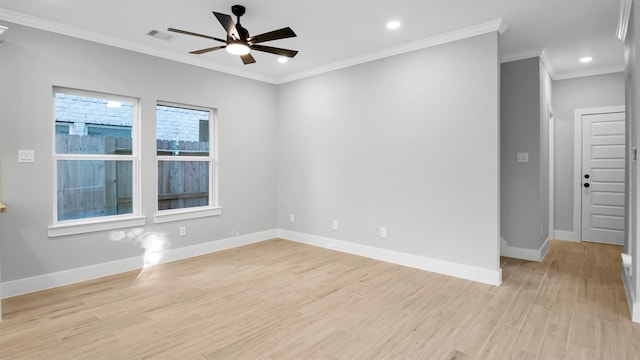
332, 220, 339, 230
179, 226, 186, 237
290, 214, 295, 223
380, 227, 387, 238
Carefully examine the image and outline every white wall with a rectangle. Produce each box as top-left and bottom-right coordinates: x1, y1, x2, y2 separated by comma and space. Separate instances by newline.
552, 73, 625, 236
540, 61, 552, 244
276, 33, 501, 272
624, 0, 640, 322
0, 23, 278, 282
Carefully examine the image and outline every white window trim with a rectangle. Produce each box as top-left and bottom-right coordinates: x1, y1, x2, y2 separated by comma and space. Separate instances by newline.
48, 215, 146, 238
154, 101, 220, 223
50, 87, 142, 237
153, 206, 222, 224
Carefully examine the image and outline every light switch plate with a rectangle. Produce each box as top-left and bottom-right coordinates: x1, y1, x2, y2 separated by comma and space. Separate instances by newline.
18, 149, 35, 163
516, 152, 528, 163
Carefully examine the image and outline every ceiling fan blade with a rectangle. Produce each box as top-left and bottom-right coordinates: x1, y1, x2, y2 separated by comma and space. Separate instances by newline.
190, 46, 227, 54
251, 44, 298, 58
167, 28, 226, 43
241, 53, 257, 65
249, 27, 297, 44
213, 11, 240, 40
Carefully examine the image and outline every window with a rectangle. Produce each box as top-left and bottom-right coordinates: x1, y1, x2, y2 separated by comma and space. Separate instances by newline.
154, 102, 219, 222
55, 122, 71, 135
49, 88, 143, 236
87, 124, 132, 140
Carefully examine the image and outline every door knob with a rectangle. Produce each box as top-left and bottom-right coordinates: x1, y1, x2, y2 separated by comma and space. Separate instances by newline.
584, 183, 590, 188
584, 174, 590, 179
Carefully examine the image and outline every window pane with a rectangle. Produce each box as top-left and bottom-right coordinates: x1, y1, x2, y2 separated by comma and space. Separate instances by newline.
55, 93, 133, 155
158, 160, 209, 210
57, 160, 133, 221
156, 105, 209, 156
87, 125, 132, 138
55, 123, 70, 135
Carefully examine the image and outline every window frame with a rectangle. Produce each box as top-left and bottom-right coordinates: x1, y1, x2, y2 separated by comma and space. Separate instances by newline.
153, 100, 221, 224
48, 87, 144, 237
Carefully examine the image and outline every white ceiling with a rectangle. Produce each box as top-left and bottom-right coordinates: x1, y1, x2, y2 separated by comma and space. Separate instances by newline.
0, 0, 627, 83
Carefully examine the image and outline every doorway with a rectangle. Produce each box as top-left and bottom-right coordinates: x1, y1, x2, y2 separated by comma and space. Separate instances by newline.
573, 106, 626, 245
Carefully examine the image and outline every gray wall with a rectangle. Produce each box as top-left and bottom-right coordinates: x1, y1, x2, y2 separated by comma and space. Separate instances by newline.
0, 24, 502, 284
552, 73, 625, 233
276, 33, 501, 271
0, 23, 278, 281
501, 57, 549, 250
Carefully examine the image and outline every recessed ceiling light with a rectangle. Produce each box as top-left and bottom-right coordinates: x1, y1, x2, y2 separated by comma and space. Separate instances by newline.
278, 57, 289, 64
386, 20, 401, 30
579, 56, 593, 63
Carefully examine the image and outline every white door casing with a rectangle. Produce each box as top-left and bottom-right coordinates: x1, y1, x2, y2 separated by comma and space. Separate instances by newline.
580, 110, 626, 245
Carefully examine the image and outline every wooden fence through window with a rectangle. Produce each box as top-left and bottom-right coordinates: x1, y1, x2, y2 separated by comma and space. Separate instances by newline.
56, 135, 209, 220
157, 139, 210, 210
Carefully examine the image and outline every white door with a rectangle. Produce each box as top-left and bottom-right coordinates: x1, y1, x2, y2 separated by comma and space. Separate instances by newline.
581, 111, 625, 245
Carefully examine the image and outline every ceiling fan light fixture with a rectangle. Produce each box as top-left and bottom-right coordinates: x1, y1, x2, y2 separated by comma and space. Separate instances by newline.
226, 41, 251, 55
386, 20, 401, 30
170, 5, 297, 65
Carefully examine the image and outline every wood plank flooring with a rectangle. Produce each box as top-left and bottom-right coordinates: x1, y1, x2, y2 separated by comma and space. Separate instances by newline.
1, 239, 639, 359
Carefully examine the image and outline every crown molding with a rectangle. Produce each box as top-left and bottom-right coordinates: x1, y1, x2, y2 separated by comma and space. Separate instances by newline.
554, 64, 625, 80
497, 21, 510, 34
0, 24, 7, 43
500, 48, 543, 64
0, 9, 277, 83
501, 47, 624, 81
0, 8, 506, 85
499, 48, 558, 79
539, 50, 557, 79
276, 18, 507, 84
617, 0, 633, 41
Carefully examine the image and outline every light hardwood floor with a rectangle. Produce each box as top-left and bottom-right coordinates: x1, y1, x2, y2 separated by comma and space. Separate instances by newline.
1, 239, 639, 359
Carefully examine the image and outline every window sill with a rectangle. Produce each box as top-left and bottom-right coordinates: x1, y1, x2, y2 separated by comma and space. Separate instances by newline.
48, 215, 146, 238
153, 206, 222, 224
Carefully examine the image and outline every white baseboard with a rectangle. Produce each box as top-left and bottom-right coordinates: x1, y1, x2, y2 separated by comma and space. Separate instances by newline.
277, 229, 502, 286
500, 237, 550, 262
553, 230, 580, 242
622, 267, 640, 323
540, 238, 550, 260
1, 229, 276, 299
2, 228, 505, 298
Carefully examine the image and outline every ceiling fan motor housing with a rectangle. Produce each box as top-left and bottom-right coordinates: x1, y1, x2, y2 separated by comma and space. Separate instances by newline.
231, 5, 246, 17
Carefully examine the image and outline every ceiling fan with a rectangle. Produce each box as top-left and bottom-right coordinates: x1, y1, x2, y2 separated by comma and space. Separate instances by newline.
168, 4, 298, 65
